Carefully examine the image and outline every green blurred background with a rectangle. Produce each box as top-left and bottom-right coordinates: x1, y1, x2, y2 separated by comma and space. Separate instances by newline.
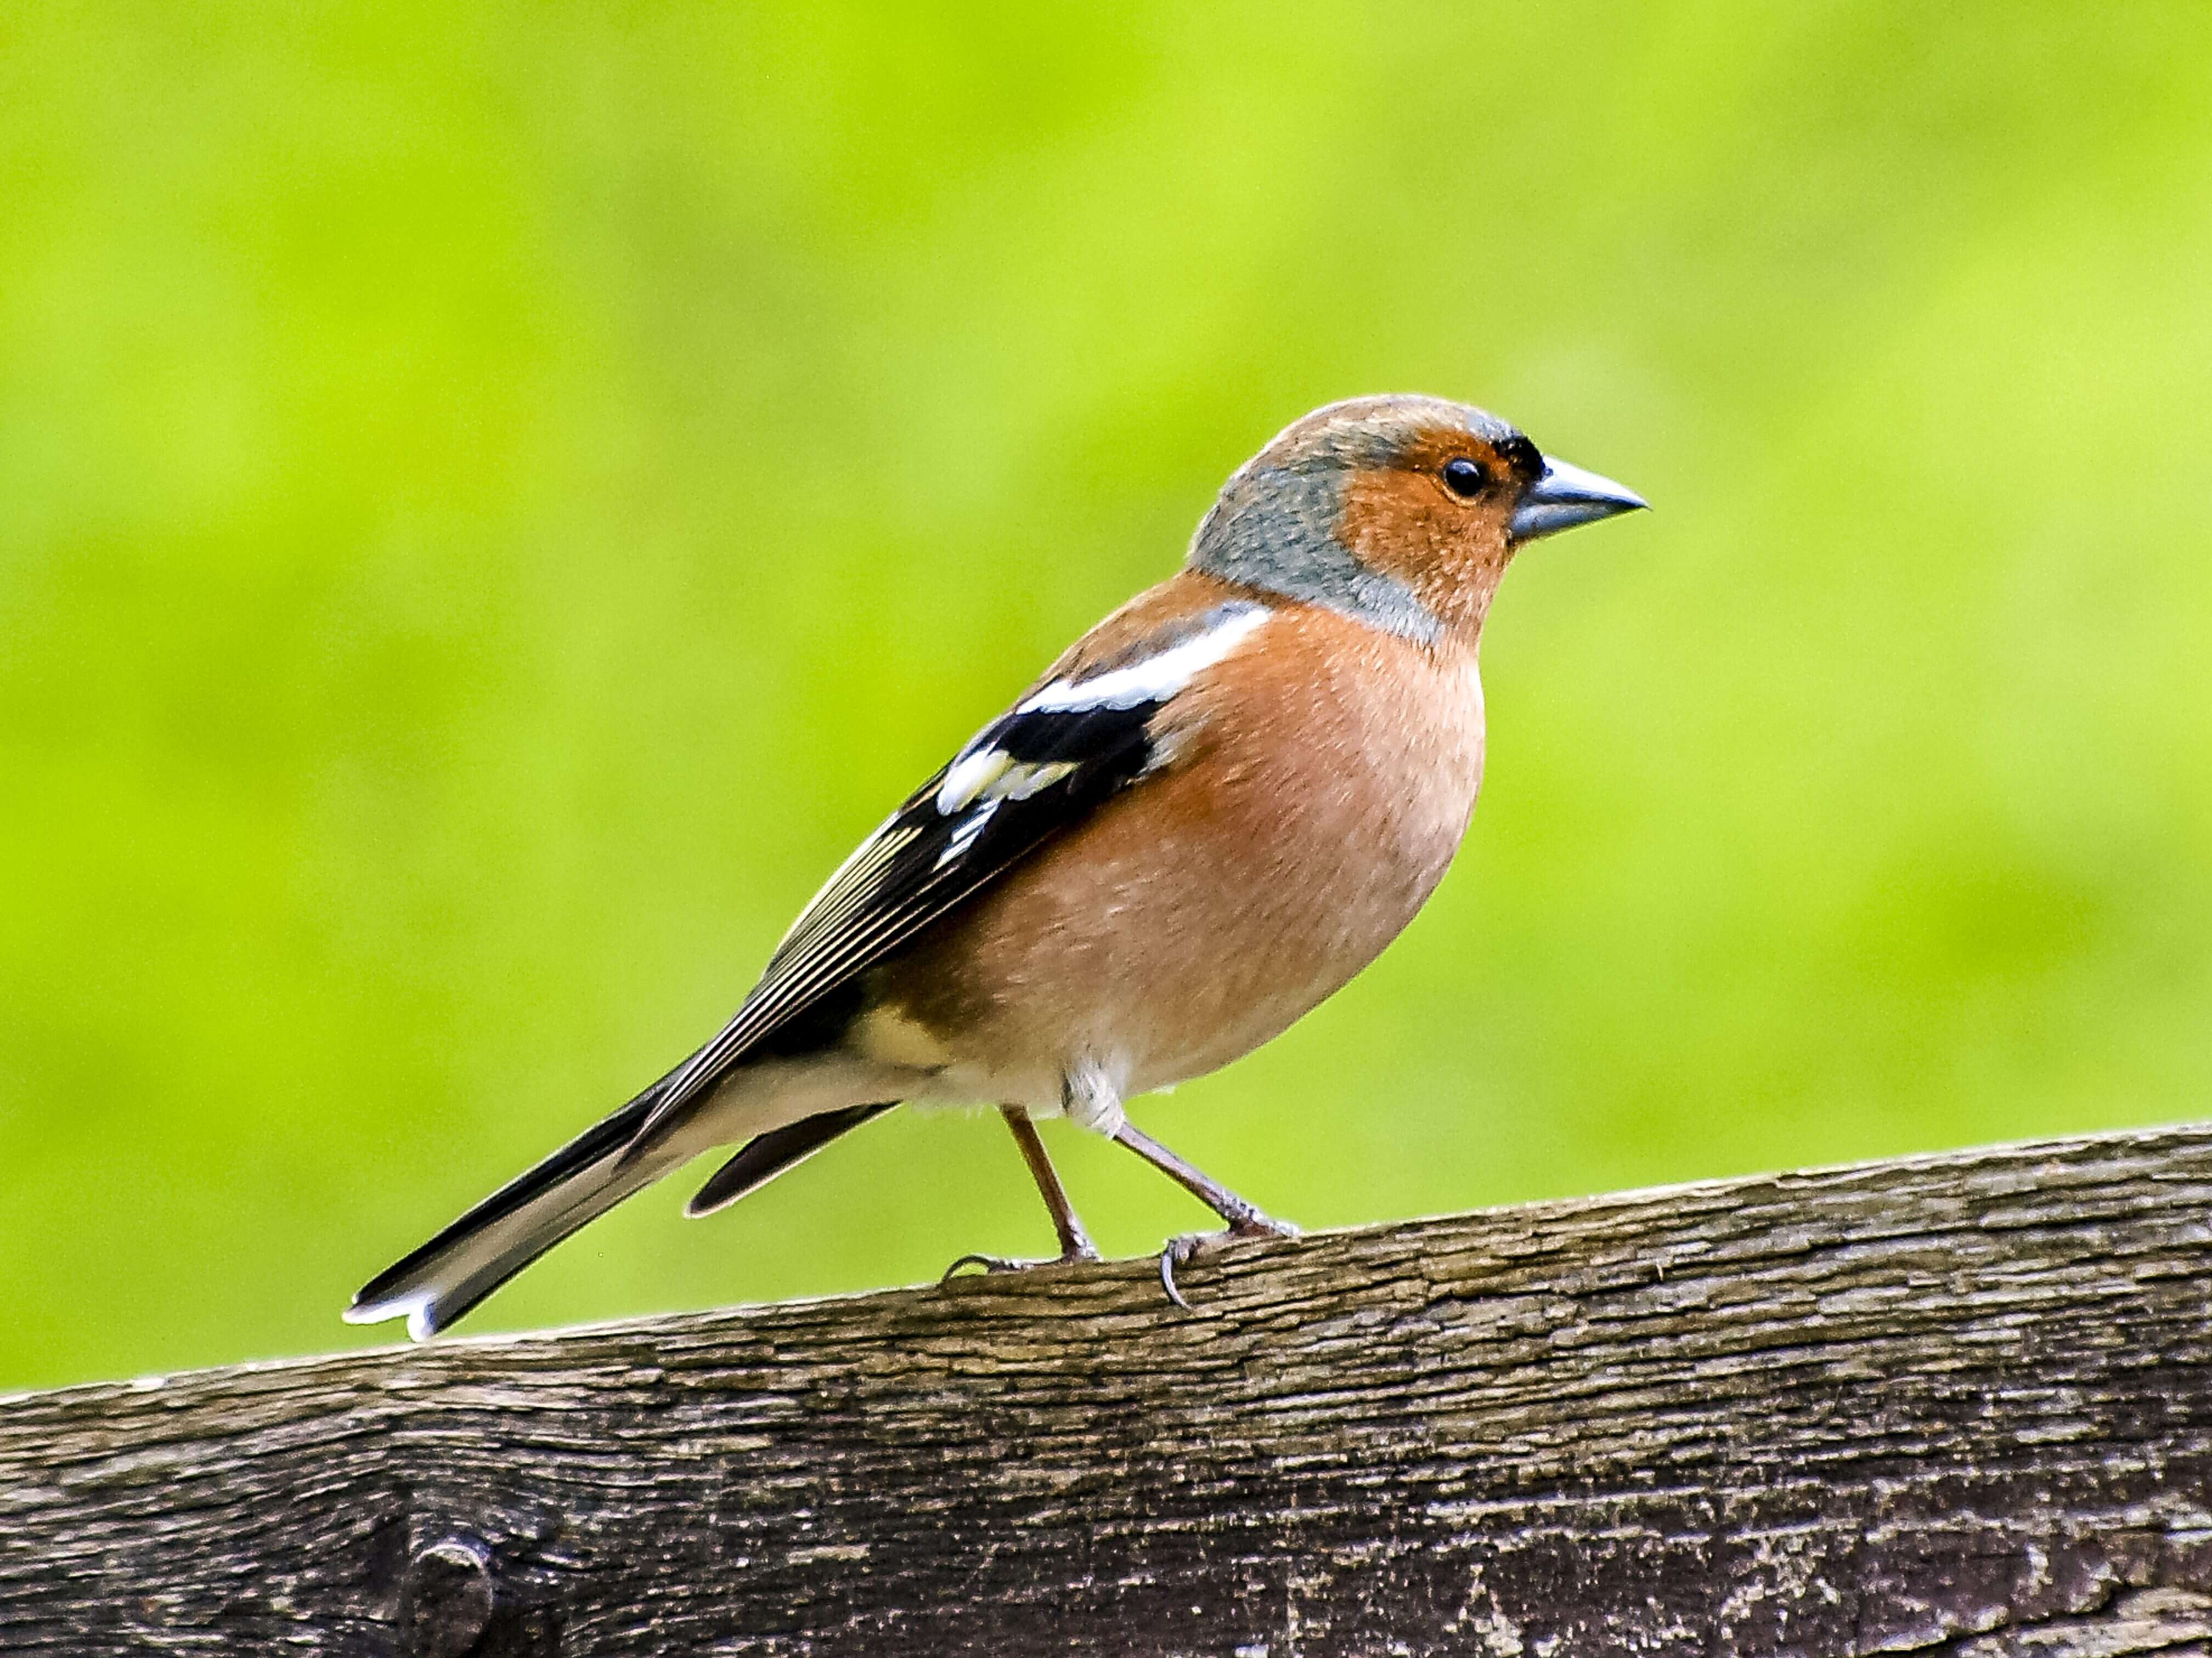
6, 4, 2211, 1394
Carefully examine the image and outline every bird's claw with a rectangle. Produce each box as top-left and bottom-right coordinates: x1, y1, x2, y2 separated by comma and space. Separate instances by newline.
1158, 1233, 1208, 1309
940, 1245, 1101, 1284
941, 1253, 1023, 1281
1156, 1215, 1300, 1309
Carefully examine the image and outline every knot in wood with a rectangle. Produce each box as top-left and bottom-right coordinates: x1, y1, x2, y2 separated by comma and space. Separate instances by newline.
404, 1535, 496, 1658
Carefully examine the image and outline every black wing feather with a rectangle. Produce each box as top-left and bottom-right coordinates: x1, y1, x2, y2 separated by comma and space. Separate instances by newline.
622, 694, 1163, 1156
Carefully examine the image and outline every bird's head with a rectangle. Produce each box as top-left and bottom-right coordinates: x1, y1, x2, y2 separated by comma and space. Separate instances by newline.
1188, 394, 1645, 641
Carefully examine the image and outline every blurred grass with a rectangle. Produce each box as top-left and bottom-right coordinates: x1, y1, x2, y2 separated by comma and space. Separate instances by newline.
4, 3, 2210, 1391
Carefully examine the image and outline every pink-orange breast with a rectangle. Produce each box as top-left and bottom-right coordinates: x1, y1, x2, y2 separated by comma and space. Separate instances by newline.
877, 598, 1487, 1106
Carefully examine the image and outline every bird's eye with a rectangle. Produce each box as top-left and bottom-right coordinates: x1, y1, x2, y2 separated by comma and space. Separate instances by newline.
1442, 457, 1488, 499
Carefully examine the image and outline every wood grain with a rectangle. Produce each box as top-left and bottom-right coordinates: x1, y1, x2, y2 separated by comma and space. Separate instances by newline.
5, 1124, 2211, 1656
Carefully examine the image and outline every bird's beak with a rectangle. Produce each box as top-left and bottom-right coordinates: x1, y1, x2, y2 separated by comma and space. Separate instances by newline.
1509, 456, 1648, 544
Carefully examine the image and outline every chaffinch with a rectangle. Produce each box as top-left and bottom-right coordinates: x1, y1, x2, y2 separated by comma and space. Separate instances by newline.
348, 394, 1644, 1338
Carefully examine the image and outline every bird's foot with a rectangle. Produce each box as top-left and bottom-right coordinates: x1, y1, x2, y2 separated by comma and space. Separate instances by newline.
940, 1242, 1102, 1284
1158, 1214, 1300, 1309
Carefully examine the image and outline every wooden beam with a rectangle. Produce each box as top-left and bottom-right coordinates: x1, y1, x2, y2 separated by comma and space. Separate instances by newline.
5, 1125, 2211, 1655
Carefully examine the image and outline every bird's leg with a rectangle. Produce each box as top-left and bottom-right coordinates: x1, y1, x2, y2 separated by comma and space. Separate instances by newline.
1003, 1106, 1102, 1261
1111, 1117, 1290, 1233
942, 1106, 1103, 1280
1109, 1118, 1299, 1308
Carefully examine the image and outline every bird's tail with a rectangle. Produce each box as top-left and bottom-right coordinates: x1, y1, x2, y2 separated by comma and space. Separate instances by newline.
346, 1081, 687, 1342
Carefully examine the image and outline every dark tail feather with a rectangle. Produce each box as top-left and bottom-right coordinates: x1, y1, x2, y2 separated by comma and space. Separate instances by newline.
684, 1102, 896, 1218
346, 1079, 680, 1341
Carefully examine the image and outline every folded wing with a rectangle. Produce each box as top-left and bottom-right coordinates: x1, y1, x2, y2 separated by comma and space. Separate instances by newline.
623, 598, 1275, 1157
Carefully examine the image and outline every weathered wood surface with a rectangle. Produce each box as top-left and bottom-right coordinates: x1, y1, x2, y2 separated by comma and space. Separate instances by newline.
4, 1125, 2212, 1657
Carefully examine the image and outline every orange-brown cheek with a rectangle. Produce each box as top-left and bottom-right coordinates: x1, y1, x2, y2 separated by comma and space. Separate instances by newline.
1336, 469, 1511, 629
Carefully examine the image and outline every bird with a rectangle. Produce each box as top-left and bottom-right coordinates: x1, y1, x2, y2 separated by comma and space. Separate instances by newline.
345, 393, 1645, 1339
